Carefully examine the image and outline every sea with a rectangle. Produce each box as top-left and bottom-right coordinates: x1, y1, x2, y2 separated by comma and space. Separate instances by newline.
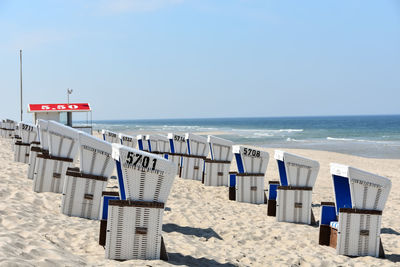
91, 115, 400, 159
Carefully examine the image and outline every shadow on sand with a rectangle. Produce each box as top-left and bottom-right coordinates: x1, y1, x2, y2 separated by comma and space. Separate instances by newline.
163, 223, 223, 240
168, 253, 237, 266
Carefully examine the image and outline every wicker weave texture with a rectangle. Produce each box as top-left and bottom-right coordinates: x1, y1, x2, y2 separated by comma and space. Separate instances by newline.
337, 212, 382, 257
116, 146, 176, 203
204, 162, 230, 186
61, 174, 107, 219
102, 130, 120, 144
33, 157, 71, 193
281, 152, 319, 187
236, 175, 264, 204
38, 120, 50, 150
105, 205, 163, 260
276, 189, 312, 224
208, 136, 233, 161
27, 147, 39, 179
181, 157, 204, 181
79, 132, 114, 177
47, 121, 80, 159
14, 144, 29, 163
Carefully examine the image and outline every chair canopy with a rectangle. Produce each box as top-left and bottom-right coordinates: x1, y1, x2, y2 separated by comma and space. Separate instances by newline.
37, 120, 50, 150
331, 163, 391, 214
136, 135, 149, 151
48, 121, 80, 158
154, 134, 170, 153
207, 135, 233, 161
274, 150, 319, 187
233, 145, 269, 174
101, 129, 120, 144
112, 144, 176, 203
119, 133, 136, 148
167, 133, 187, 154
78, 132, 114, 177
18, 122, 38, 143
185, 133, 209, 157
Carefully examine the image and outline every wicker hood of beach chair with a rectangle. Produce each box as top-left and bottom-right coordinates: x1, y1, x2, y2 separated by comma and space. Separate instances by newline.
101, 129, 120, 144
118, 133, 136, 148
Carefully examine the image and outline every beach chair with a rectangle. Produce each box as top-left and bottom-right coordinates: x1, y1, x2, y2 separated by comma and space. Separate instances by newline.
119, 133, 136, 148
102, 129, 120, 144
228, 171, 237, 200
180, 133, 209, 181
105, 144, 176, 260
98, 191, 120, 246
14, 122, 38, 163
1, 119, 17, 139
61, 132, 115, 219
167, 133, 187, 176
28, 120, 48, 180
136, 134, 149, 152
319, 163, 391, 257
33, 121, 80, 193
203, 135, 233, 186
152, 134, 170, 160
270, 150, 319, 225
232, 145, 269, 204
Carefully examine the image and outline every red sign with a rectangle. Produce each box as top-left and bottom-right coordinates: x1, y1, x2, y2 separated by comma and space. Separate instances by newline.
28, 103, 91, 113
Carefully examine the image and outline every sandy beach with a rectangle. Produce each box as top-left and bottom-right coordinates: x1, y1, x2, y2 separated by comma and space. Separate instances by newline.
0, 137, 399, 266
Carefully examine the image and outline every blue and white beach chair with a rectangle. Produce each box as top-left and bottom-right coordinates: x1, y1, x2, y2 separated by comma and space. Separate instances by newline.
61, 132, 114, 219
102, 129, 120, 144
203, 135, 233, 186
232, 145, 269, 204
98, 191, 120, 246
33, 121, 80, 193
180, 133, 209, 181
118, 133, 136, 148
105, 144, 176, 260
136, 134, 149, 151
167, 133, 187, 176
319, 163, 391, 257
270, 150, 319, 225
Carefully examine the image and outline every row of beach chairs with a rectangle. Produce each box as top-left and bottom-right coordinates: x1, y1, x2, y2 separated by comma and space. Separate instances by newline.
1, 119, 392, 260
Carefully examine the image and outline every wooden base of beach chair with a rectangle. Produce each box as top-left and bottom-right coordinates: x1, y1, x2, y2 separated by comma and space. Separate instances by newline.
267, 199, 277, 216
61, 170, 108, 220
99, 219, 107, 246
319, 224, 331, 246
229, 186, 236, 201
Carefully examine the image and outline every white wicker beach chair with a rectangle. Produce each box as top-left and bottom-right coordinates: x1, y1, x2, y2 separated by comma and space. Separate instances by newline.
167, 133, 187, 176
318, 163, 391, 258
61, 132, 115, 219
233, 145, 269, 204
33, 121, 80, 193
273, 150, 319, 225
119, 133, 136, 148
180, 133, 209, 181
154, 134, 170, 157
203, 135, 233, 186
102, 129, 120, 144
27, 120, 47, 180
1, 119, 17, 139
136, 134, 149, 152
14, 122, 38, 163
105, 144, 176, 260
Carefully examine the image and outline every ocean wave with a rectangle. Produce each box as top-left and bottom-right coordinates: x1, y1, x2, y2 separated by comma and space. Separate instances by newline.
327, 137, 355, 141
279, 129, 303, 132
286, 138, 307, 142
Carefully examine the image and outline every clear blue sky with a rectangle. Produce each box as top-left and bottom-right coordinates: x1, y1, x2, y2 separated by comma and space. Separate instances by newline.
1, 0, 399, 121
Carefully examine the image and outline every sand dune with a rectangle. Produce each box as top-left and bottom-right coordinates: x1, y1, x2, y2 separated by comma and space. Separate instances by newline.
0, 138, 399, 266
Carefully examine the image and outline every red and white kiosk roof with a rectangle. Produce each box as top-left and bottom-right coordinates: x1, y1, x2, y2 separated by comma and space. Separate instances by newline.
28, 103, 91, 113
